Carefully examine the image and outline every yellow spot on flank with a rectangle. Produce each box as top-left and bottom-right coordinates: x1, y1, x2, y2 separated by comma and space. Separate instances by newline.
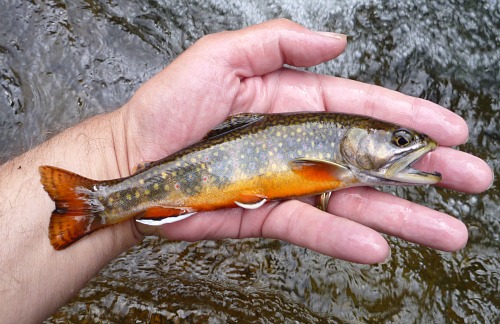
164, 184, 169, 191
161, 172, 167, 179
268, 151, 274, 156
175, 162, 181, 167
139, 179, 145, 185
135, 191, 140, 199
190, 157, 197, 163
108, 197, 114, 204
126, 194, 132, 201
144, 189, 150, 196
153, 183, 159, 190
276, 131, 281, 137
297, 127, 302, 133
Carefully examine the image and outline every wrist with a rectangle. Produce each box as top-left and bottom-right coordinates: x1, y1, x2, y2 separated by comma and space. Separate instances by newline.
0, 107, 142, 322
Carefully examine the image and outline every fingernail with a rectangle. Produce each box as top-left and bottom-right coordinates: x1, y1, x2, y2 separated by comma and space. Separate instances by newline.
486, 165, 495, 191
315, 31, 347, 40
381, 247, 392, 264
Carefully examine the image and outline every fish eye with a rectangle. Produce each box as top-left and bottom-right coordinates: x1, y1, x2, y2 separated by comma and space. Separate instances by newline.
392, 129, 413, 147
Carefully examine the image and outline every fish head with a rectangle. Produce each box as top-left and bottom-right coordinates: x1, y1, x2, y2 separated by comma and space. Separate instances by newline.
340, 120, 441, 185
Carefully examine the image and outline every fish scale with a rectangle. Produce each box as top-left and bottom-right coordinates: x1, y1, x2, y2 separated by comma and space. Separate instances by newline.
39, 112, 441, 250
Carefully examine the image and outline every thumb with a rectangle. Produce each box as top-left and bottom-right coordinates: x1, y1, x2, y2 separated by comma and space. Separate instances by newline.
186, 18, 347, 78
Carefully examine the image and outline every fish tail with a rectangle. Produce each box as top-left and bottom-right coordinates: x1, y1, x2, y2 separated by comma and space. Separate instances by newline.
39, 166, 108, 250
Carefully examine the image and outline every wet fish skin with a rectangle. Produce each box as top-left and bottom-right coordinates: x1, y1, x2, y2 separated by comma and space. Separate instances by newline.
39, 112, 441, 250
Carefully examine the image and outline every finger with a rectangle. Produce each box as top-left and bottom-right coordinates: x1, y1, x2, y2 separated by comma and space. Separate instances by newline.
241, 68, 468, 147
414, 146, 494, 193
136, 208, 244, 242
328, 187, 468, 252
193, 18, 347, 77
137, 200, 390, 264
258, 200, 390, 264
319, 76, 469, 146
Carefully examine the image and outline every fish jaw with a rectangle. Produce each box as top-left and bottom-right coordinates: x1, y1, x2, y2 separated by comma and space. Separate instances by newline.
384, 140, 441, 185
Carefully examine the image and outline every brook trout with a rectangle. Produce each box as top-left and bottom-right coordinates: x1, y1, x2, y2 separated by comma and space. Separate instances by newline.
39, 112, 441, 250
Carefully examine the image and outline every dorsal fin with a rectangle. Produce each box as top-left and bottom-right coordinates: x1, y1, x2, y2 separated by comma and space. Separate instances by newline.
131, 161, 154, 174
203, 113, 264, 140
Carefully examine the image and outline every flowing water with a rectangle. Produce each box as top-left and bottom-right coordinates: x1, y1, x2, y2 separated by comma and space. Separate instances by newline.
1, 0, 498, 322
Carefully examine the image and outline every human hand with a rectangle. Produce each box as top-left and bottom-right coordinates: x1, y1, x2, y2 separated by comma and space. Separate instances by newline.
117, 19, 492, 263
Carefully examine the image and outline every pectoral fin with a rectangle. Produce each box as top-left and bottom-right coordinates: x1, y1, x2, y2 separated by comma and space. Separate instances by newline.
290, 158, 354, 182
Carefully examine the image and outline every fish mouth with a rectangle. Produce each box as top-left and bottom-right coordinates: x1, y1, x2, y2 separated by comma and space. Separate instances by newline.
385, 140, 442, 184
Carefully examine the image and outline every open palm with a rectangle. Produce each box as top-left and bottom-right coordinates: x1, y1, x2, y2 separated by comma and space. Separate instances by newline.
119, 19, 491, 263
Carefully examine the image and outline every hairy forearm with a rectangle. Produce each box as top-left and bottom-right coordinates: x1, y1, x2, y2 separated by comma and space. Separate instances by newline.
0, 109, 141, 322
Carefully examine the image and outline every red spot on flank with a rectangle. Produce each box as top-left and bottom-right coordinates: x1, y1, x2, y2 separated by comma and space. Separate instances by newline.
175, 183, 180, 190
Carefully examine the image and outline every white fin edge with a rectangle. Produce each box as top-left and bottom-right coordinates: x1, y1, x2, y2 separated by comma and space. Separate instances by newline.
235, 198, 267, 210
136, 212, 196, 226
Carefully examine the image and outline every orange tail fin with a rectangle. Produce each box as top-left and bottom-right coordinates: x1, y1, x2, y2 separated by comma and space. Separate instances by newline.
39, 166, 109, 250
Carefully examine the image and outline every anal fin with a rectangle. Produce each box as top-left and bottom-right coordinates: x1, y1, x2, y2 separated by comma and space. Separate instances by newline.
136, 206, 196, 225
136, 212, 196, 225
